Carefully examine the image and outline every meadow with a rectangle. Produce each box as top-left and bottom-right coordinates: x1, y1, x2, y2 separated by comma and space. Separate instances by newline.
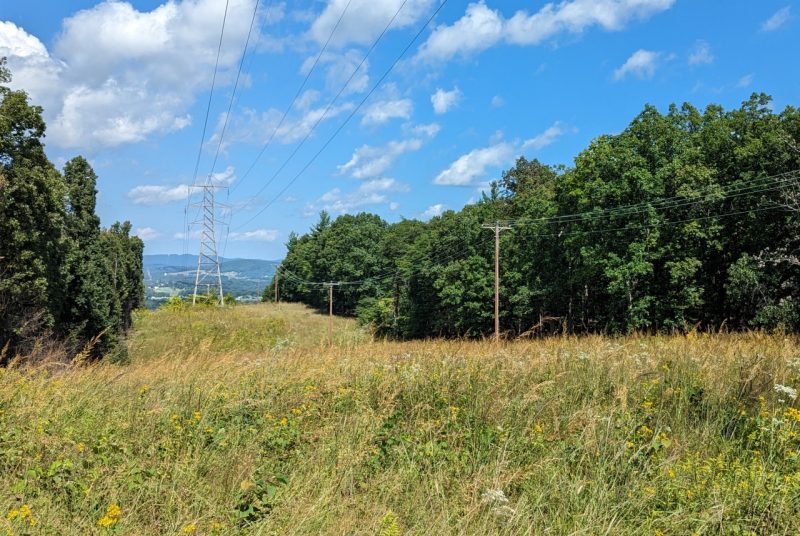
1, 303, 800, 535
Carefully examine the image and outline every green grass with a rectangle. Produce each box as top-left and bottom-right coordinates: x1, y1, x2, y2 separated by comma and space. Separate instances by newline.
1, 304, 800, 534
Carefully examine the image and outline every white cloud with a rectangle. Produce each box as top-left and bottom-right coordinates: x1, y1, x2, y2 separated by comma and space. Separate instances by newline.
762, 6, 791, 31
417, 2, 504, 62
434, 122, 570, 186
737, 74, 754, 88
134, 227, 162, 241
309, 0, 434, 47
338, 124, 438, 179
491, 95, 505, 108
222, 101, 354, 146
433, 142, 515, 186
417, 0, 674, 62
339, 138, 426, 179
229, 229, 279, 242
688, 40, 714, 65
361, 98, 413, 126
128, 184, 191, 206
359, 177, 410, 193
0, 0, 262, 150
431, 87, 462, 114
423, 203, 447, 218
301, 49, 370, 95
522, 122, 568, 151
127, 165, 236, 206
409, 122, 441, 137
613, 49, 659, 80
308, 178, 407, 214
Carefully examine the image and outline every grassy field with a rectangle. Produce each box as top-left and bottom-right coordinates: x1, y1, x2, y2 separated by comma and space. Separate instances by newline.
2, 303, 800, 535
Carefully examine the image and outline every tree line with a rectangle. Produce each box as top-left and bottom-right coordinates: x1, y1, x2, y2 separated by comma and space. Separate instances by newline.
268, 94, 800, 337
0, 59, 144, 360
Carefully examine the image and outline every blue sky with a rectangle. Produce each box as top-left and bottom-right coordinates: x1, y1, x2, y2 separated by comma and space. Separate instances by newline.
1, 0, 797, 260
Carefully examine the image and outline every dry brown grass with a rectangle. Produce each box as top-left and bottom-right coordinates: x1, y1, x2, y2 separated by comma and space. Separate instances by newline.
1, 303, 799, 534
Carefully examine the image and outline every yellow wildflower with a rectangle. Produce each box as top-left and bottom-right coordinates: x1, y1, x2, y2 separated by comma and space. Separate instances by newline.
6, 509, 19, 521
642, 400, 653, 409
182, 523, 196, 534
193, 411, 202, 421
18, 506, 31, 519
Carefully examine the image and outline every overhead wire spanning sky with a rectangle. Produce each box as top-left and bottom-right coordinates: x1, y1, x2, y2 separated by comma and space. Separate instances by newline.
0, 0, 797, 260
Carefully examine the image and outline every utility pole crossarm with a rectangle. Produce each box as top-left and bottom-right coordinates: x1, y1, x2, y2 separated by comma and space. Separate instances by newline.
482, 221, 513, 341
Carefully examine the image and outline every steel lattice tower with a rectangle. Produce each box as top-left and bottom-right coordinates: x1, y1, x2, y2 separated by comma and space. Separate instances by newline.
191, 179, 226, 306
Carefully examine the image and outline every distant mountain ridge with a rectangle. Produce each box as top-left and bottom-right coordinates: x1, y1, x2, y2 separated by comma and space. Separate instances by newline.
143, 254, 281, 308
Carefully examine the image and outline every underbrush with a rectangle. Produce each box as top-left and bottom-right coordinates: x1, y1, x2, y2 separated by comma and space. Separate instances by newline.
1, 305, 799, 534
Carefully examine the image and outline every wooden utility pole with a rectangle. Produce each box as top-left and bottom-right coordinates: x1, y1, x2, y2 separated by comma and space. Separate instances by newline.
482, 221, 512, 341
274, 267, 279, 303
326, 282, 334, 346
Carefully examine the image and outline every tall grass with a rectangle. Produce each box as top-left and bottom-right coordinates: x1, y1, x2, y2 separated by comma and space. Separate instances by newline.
1, 304, 799, 534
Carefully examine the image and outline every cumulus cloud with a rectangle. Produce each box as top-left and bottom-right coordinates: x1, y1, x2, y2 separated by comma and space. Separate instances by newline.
762, 6, 791, 31
361, 98, 413, 126
417, 2, 503, 61
0, 0, 261, 149
435, 122, 570, 186
309, 0, 434, 47
128, 166, 236, 206
220, 101, 354, 147
613, 49, 659, 80
491, 95, 505, 108
339, 139, 424, 178
433, 142, 516, 186
423, 203, 447, 218
229, 229, 279, 241
521, 122, 568, 151
301, 49, 370, 95
416, 0, 674, 62
134, 227, 162, 241
338, 125, 438, 179
431, 87, 462, 114
308, 178, 408, 214
128, 184, 191, 206
688, 40, 714, 65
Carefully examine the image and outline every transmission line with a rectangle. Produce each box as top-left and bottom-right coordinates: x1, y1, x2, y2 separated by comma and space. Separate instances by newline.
232, 0, 449, 232
230, 0, 355, 195
207, 0, 262, 179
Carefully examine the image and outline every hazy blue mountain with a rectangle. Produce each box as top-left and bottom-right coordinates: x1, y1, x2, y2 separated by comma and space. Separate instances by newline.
143, 254, 280, 308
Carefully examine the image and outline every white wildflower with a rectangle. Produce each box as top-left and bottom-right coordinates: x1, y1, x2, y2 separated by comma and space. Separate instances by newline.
492, 505, 516, 518
481, 489, 509, 506
774, 383, 798, 401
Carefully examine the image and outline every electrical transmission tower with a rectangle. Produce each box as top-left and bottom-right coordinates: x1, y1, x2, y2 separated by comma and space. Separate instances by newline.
190, 178, 228, 306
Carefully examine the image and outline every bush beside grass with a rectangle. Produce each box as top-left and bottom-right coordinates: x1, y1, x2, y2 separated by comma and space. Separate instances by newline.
1, 304, 799, 534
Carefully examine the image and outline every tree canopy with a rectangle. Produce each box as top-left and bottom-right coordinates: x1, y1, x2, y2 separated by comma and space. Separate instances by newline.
0, 58, 143, 359
269, 94, 800, 337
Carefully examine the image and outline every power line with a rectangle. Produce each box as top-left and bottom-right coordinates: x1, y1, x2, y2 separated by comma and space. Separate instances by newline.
207, 0, 262, 179
191, 0, 231, 184
270, 173, 798, 289
232, 0, 449, 232
183, 0, 231, 278
230, 0, 355, 195
505, 170, 800, 227
232, 0, 415, 216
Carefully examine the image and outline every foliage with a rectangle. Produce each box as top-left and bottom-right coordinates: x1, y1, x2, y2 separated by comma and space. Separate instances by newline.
276, 95, 800, 337
0, 59, 143, 359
